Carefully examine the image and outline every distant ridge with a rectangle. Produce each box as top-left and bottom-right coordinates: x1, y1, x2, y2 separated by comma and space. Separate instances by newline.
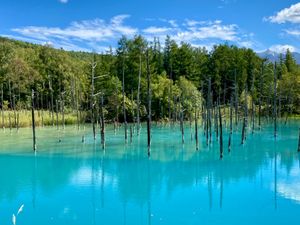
257, 50, 300, 64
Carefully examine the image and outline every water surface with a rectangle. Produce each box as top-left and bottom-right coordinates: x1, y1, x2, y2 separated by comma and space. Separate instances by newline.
0, 121, 299, 225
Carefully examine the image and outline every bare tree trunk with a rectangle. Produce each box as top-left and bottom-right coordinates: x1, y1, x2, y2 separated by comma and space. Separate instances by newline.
131, 89, 135, 133
56, 99, 59, 130
100, 95, 105, 149
195, 108, 199, 150
298, 128, 300, 152
208, 78, 212, 144
49, 75, 54, 127
31, 90, 36, 151
241, 117, 246, 145
76, 80, 80, 130
168, 65, 173, 123
8, 80, 12, 110
251, 70, 255, 134
61, 92, 65, 129
241, 85, 248, 145
214, 103, 219, 141
41, 82, 45, 127
146, 49, 151, 156
206, 106, 209, 146
9, 112, 11, 131
278, 90, 281, 119
1, 84, 4, 129
234, 69, 239, 127
259, 63, 263, 130
273, 63, 277, 138
137, 54, 141, 134
91, 58, 97, 140
218, 99, 223, 159
179, 96, 184, 144
122, 54, 128, 142
12, 90, 17, 130
228, 96, 233, 152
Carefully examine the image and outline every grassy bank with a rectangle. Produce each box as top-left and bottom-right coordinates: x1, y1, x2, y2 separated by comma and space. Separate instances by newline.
0, 110, 82, 128
0, 108, 298, 129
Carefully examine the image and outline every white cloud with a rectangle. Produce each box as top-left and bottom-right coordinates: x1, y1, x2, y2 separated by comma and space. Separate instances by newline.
11, 15, 137, 51
285, 28, 300, 37
175, 21, 238, 42
269, 44, 297, 53
141, 19, 255, 51
9, 15, 255, 52
12, 15, 136, 42
266, 3, 300, 24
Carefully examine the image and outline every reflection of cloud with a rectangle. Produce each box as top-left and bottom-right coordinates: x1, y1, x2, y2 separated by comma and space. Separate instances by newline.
274, 165, 300, 204
70, 166, 117, 187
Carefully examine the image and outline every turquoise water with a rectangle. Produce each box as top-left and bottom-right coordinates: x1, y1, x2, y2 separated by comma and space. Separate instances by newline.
0, 120, 299, 225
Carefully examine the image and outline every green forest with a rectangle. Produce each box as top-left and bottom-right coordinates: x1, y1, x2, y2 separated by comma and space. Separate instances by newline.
0, 35, 299, 129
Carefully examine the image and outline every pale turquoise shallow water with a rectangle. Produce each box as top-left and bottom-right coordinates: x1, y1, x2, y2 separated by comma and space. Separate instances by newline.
0, 120, 299, 225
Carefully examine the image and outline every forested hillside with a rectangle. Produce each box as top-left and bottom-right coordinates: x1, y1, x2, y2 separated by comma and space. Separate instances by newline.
0, 35, 299, 126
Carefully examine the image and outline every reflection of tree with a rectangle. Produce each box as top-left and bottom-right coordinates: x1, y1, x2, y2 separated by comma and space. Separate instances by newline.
0, 121, 299, 210
0, 155, 82, 201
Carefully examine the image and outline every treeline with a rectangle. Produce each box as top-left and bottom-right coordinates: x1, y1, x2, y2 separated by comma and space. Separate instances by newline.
0, 35, 299, 126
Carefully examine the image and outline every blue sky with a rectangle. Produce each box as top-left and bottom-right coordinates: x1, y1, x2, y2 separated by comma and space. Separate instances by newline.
1, 0, 300, 53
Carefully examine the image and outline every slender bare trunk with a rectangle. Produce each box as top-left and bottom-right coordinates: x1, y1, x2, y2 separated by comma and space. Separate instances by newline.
146, 49, 151, 156
218, 99, 223, 159
1, 84, 4, 129
137, 54, 141, 134
100, 95, 105, 149
122, 54, 128, 142
228, 96, 233, 152
234, 69, 238, 127
31, 90, 36, 151
273, 63, 277, 138
91, 58, 97, 140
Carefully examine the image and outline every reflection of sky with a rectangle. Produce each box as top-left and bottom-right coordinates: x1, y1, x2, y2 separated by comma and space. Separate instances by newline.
70, 166, 117, 188
274, 161, 300, 204
0, 122, 300, 225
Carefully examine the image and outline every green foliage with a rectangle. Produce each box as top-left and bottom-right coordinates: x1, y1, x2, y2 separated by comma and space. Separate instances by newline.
0, 35, 299, 128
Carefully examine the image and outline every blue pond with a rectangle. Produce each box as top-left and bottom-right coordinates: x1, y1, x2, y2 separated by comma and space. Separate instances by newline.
0, 120, 299, 225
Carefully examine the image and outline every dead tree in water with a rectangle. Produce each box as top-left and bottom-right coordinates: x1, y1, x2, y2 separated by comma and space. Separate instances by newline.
273, 63, 277, 138
179, 96, 184, 144
241, 85, 248, 144
234, 69, 239, 127
1, 84, 4, 129
218, 99, 223, 159
298, 128, 300, 152
195, 108, 199, 150
55, 99, 59, 130
122, 53, 128, 142
61, 91, 65, 129
251, 70, 255, 134
258, 62, 264, 129
100, 94, 105, 149
41, 82, 45, 127
206, 78, 212, 145
214, 102, 219, 141
168, 65, 173, 123
228, 96, 233, 152
48, 75, 54, 126
137, 54, 142, 135
146, 49, 151, 156
31, 90, 36, 151
91, 58, 97, 140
